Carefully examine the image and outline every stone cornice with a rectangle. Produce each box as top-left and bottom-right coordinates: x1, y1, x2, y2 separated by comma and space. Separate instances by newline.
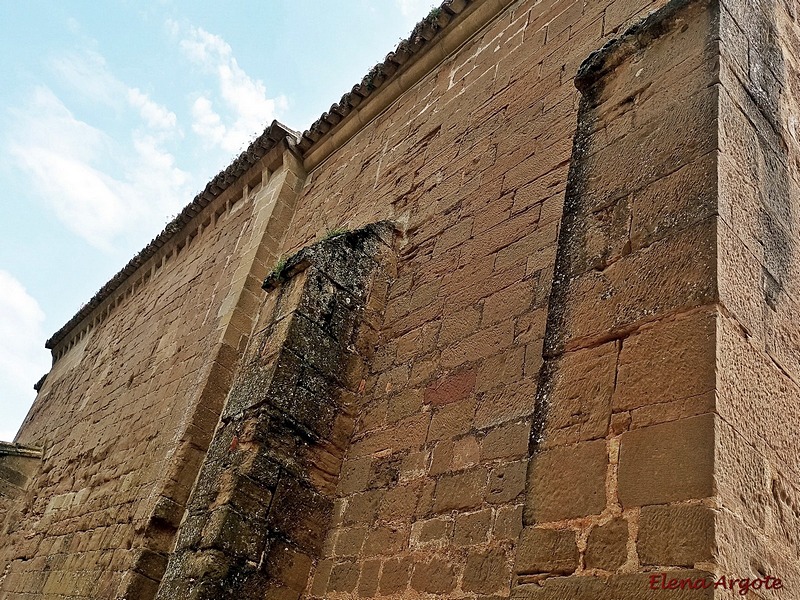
0, 441, 42, 459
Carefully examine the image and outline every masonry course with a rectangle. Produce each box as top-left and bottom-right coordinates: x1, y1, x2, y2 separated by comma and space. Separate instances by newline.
2, 0, 800, 598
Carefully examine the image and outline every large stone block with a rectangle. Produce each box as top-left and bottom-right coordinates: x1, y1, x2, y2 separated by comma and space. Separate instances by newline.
714, 416, 768, 530
613, 310, 716, 411
554, 218, 717, 350
432, 468, 487, 513
410, 557, 457, 593
618, 414, 714, 507
463, 547, 511, 594
578, 87, 718, 226
638, 504, 715, 566
717, 313, 800, 473
525, 439, 607, 523
546, 342, 617, 442
516, 527, 579, 575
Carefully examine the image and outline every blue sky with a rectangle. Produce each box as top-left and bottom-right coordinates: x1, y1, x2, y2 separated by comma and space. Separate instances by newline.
0, 0, 437, 441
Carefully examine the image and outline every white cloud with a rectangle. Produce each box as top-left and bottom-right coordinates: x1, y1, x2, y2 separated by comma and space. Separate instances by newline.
128, 88, 178, 131
191, 96, 225, 145
53, 49, 179, 135
51, 49, 123, 108
8, 88, 129, 249
179, 26, 286, 153
0, 271, 50, 441
8, 85, 191, 251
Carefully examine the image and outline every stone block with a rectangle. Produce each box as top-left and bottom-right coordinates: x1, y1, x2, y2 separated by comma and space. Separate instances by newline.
351, 413, 430, 457
429, 440, 454, 476
410, 557, 457, 593
357, 559, 380, 597
463, 547, 511, 594
515, 527, 579, 575
487, 460, 527, 504
494, 504, 523, 540
366, 454, 402, 489
547, 342, 618, 441
378, 556, 413, 595
452, 435, 480, 470
201, 506, 267, 560
342, 490, 382, 526
362, 524, 407, 557
379, 481, 421, 522
268, 478, 333, 554
585, 517, 628, 571
411, 517, 452, 547
453, 509, 492, 546
433, 468, 487, 513
439, 305, 481, 346
629, 392, 715, 431
263, 544, 313, 591
309, 559, 332, 597
613, 311, 716, 411
333, 527, 366, 557
117, 572, 160, 599
424, 368, 476, 406
129, 548, 168, 582
474, 378, 539, 429
629, 151, 717, 251
481, 420, 531, 461
581, 84, 717, 216
639, 504, 715, 566
554, 219, 717, 351
716, 307, 800, 469
526, 439, 607, 523
386, 389, 423, 423
337, 457, 372, 496
618, 414, 714, 507
477, 346, 526, 395
714, 416, 767, 530
714, 507, 800, 587
328, 560, 359, 593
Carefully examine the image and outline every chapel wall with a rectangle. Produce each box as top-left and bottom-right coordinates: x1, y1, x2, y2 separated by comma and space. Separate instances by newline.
279, 0, 676, 596
0, 175, 263, 596
715, 0, 800, 587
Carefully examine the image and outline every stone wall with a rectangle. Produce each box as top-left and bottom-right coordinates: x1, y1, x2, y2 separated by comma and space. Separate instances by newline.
513, 1, 718, 596
290, 0, 678, 597
0, 140, 303, 597
716, 0, 800, 590
155, 223, 395, 598
2, 0, 799, 597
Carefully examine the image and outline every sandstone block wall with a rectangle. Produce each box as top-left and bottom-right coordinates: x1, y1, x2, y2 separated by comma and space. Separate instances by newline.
1, 190, 255, 595
2, 0, 799, 597
514, 1, 718, 596
155, 224, 396, 598
716, 0, 800, 588
0, 138, 303, 596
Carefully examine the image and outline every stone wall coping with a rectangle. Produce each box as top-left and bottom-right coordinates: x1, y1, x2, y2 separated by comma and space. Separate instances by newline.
0, 441, 43, 459
262, 221, 397, 292
575, 0, 711, 92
